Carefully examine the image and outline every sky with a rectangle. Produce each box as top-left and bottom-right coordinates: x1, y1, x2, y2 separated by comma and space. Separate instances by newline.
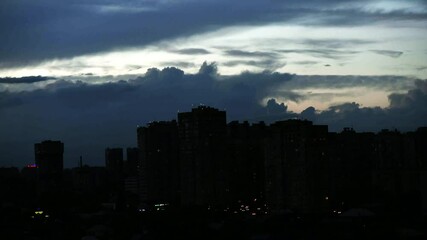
0, 0, 426, 167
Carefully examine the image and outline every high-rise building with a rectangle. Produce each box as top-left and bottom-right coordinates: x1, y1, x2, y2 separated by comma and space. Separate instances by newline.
226, 121, 267, 206
137, 121, 180, 205
105, 148, 124, 208
178, 106, 227, 206
372, 129, 423, 214
34, 140, 64, 193
413, 128, 427, 215
35, 140, 64, 174
328, 128, 376, 210
126, 147, 139, 176
264, 120, 329, 214
123, 147, 140, 197
130, 106, 427, 215
105, 148, 123, 172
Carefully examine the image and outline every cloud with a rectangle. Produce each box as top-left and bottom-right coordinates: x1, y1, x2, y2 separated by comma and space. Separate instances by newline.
309, 103, 388, 131
223, 59, 286, 71
0, 63, 425, 168
2, 0, 425, 69
161, 61, 197, 69
268, 90, 303, 102
355, 1, 427, 14
0, 76, 55, 84
0, 63, 296, 167
284, 75, 416, 91
173, 48, 211, 55
0, 92, 23, 109
0, 0, 289, 68
300, 106, 317, 120
299, 80, 427, 131
225, 50, 278, 58
81, 73, 94, 76
302, 39, 376, 48
292, 60, 319, 65
388, 80, 427, 108
280, 49, 359, 60
371, 50, 404, 58
266, 98, 288, 115
305, 2, 427, 26
90, 4, 156, 14
198, 61, 218, 76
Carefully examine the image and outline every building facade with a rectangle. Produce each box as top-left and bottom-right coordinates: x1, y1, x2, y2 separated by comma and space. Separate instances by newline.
178, 106, 227, 207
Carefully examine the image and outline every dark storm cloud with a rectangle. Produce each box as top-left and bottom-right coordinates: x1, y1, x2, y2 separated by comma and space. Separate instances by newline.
308, 103, 388, 131
0, 76, 54, 84
265, 98, 288, 115
388, 80, 427, 108
0, 0, 289, 67
0, 92, 23, 109
370, 50, 404, 58
1, 0, 425, 68
0, 63, 294, 167
296, 7, 427, 27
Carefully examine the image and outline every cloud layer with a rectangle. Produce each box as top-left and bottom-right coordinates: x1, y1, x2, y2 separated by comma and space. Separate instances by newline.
1, 0, 426, 69
0, 76, 54, 84
0, 63, 425, 167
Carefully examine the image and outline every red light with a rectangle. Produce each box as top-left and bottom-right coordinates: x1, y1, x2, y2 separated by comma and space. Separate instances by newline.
26, 164, 37, 168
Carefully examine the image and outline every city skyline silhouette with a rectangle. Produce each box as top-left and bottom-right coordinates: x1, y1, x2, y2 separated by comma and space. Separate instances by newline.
1, 105, 426, 239
1, 0, 427, 239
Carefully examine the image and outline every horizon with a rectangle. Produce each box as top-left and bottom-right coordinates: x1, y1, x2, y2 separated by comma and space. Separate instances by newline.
2, 104, 426, 169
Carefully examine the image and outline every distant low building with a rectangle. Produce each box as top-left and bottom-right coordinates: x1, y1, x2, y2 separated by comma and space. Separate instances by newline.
105, 148, 123, 173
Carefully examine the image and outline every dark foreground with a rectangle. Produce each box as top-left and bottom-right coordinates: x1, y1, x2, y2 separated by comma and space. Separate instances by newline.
1, 207, 425, 240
